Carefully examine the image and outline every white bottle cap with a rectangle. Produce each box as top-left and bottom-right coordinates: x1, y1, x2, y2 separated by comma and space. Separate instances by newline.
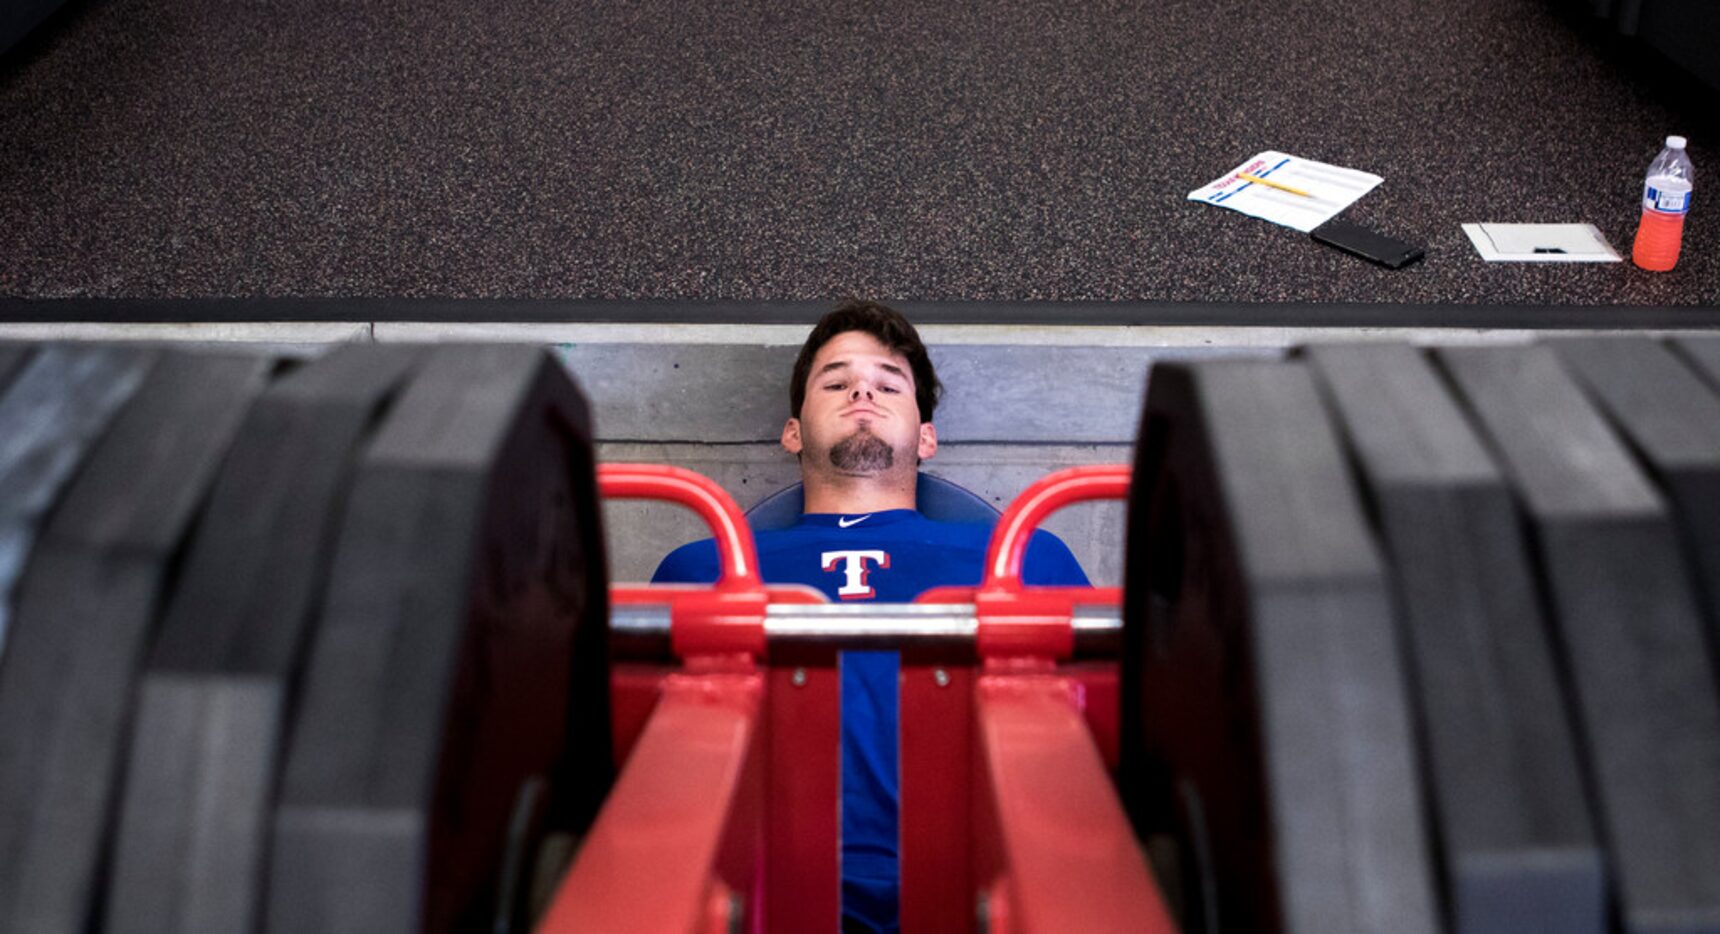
1667, 135, 1687, 149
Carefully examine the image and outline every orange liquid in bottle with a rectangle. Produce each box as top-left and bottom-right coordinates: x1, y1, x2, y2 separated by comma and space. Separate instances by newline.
1632, 208, 1684, 272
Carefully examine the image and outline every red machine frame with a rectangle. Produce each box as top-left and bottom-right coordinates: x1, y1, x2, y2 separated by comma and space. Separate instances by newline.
539, 464, 1173, 933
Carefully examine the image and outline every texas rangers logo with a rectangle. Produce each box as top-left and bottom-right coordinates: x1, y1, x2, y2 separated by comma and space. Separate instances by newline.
821, 549, 890, 599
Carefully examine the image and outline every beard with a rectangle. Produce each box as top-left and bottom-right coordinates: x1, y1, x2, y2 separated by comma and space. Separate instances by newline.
827, 429, 895, 473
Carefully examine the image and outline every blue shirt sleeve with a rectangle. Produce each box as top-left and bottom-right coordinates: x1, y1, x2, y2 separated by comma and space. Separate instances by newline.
651, 539, 720, 584
1022, 529, 1090, 587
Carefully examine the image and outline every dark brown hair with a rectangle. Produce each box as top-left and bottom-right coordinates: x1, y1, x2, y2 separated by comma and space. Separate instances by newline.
789, 299, 941, 422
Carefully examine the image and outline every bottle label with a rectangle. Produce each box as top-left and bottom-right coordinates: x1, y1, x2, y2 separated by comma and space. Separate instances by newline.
1644, 185, 1691, 215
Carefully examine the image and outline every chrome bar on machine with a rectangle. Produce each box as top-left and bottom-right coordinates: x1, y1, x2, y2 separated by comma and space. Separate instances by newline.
609, 602, 1122, 663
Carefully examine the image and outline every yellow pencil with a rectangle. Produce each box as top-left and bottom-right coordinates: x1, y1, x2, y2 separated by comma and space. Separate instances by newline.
1237, 172, 1312, 197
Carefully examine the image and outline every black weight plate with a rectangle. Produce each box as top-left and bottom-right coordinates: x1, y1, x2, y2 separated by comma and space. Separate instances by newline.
1125, 359, 1437, 933
0, 345, 157, 654
1554, 337, 1720, 671
267, 345, 611, 934
1674, 336, 1720, 392
0, 350, 271, 933
1309, 343, 1602, 934
0, 343, 29, 391
1439, 344, 1720, 932
105, 345, 423, 934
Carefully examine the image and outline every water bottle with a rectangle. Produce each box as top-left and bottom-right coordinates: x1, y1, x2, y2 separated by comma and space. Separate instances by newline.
1632, 135, 1694, 272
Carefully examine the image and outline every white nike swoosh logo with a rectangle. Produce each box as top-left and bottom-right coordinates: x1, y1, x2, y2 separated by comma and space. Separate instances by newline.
837, 515, 872, 528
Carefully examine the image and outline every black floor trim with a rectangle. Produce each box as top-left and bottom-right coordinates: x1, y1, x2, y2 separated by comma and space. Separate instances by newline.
3, 298, 1720, 330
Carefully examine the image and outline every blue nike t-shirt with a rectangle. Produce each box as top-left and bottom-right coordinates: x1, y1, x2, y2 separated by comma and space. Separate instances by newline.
652, 509, 1089, 934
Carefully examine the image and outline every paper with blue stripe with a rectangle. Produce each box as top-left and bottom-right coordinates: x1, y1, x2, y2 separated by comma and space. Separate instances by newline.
1188, 150, 1383, 232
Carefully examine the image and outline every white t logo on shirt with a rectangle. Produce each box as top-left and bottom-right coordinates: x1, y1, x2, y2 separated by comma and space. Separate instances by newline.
821, 549, 890, 598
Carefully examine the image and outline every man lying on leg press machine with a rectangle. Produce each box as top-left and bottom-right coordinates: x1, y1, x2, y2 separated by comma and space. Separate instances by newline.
653, 299, 1088, 934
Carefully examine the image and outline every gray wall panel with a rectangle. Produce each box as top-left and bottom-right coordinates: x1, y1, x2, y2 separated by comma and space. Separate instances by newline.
928, 346, 1152, 443
557, 344, 797, 443
556, 342, 1280, 445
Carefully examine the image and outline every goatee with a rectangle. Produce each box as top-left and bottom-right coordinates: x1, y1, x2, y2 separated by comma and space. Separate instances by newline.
828, 430, 894, 472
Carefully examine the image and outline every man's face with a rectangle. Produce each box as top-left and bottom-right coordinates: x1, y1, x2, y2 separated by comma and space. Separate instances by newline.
783, 330, 937, 476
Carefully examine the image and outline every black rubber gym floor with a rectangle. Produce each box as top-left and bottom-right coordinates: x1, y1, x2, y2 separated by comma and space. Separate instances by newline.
0, 0, 1715, 312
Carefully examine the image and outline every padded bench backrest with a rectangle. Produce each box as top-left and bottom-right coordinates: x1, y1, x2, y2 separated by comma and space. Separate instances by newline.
745, 472, 1001, 531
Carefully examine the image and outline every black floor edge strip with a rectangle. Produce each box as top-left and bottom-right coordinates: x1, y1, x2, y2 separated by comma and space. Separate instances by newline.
2, 298, 1719, 330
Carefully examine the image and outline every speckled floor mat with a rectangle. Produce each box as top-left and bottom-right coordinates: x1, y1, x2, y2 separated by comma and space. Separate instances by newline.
0, 0, 1714, 307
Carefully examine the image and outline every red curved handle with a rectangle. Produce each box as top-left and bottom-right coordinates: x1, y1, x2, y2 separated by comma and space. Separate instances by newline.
599, 463, 763, 590
599, 464, 777, 658
983, 465, 1131, 590
969, 465, 1131, 661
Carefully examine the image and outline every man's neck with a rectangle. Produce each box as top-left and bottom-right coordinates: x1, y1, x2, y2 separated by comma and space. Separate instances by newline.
801, 472, 917, 515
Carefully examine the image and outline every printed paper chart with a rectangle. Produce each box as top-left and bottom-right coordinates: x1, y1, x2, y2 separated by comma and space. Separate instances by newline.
1189, 152, 1383, 232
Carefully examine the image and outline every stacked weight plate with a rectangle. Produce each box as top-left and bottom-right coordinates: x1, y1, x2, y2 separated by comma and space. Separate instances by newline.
1551, 337, 1720, 647
0, 349, 272, 932
1124, 338, 1720, 933
0, 345, 157, 652
1440, 342, 1720, 933
265, 344, 613, 934
1124, 358, 1439, 933
0, 343, 611, 934
1310, 344, 1601, 933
